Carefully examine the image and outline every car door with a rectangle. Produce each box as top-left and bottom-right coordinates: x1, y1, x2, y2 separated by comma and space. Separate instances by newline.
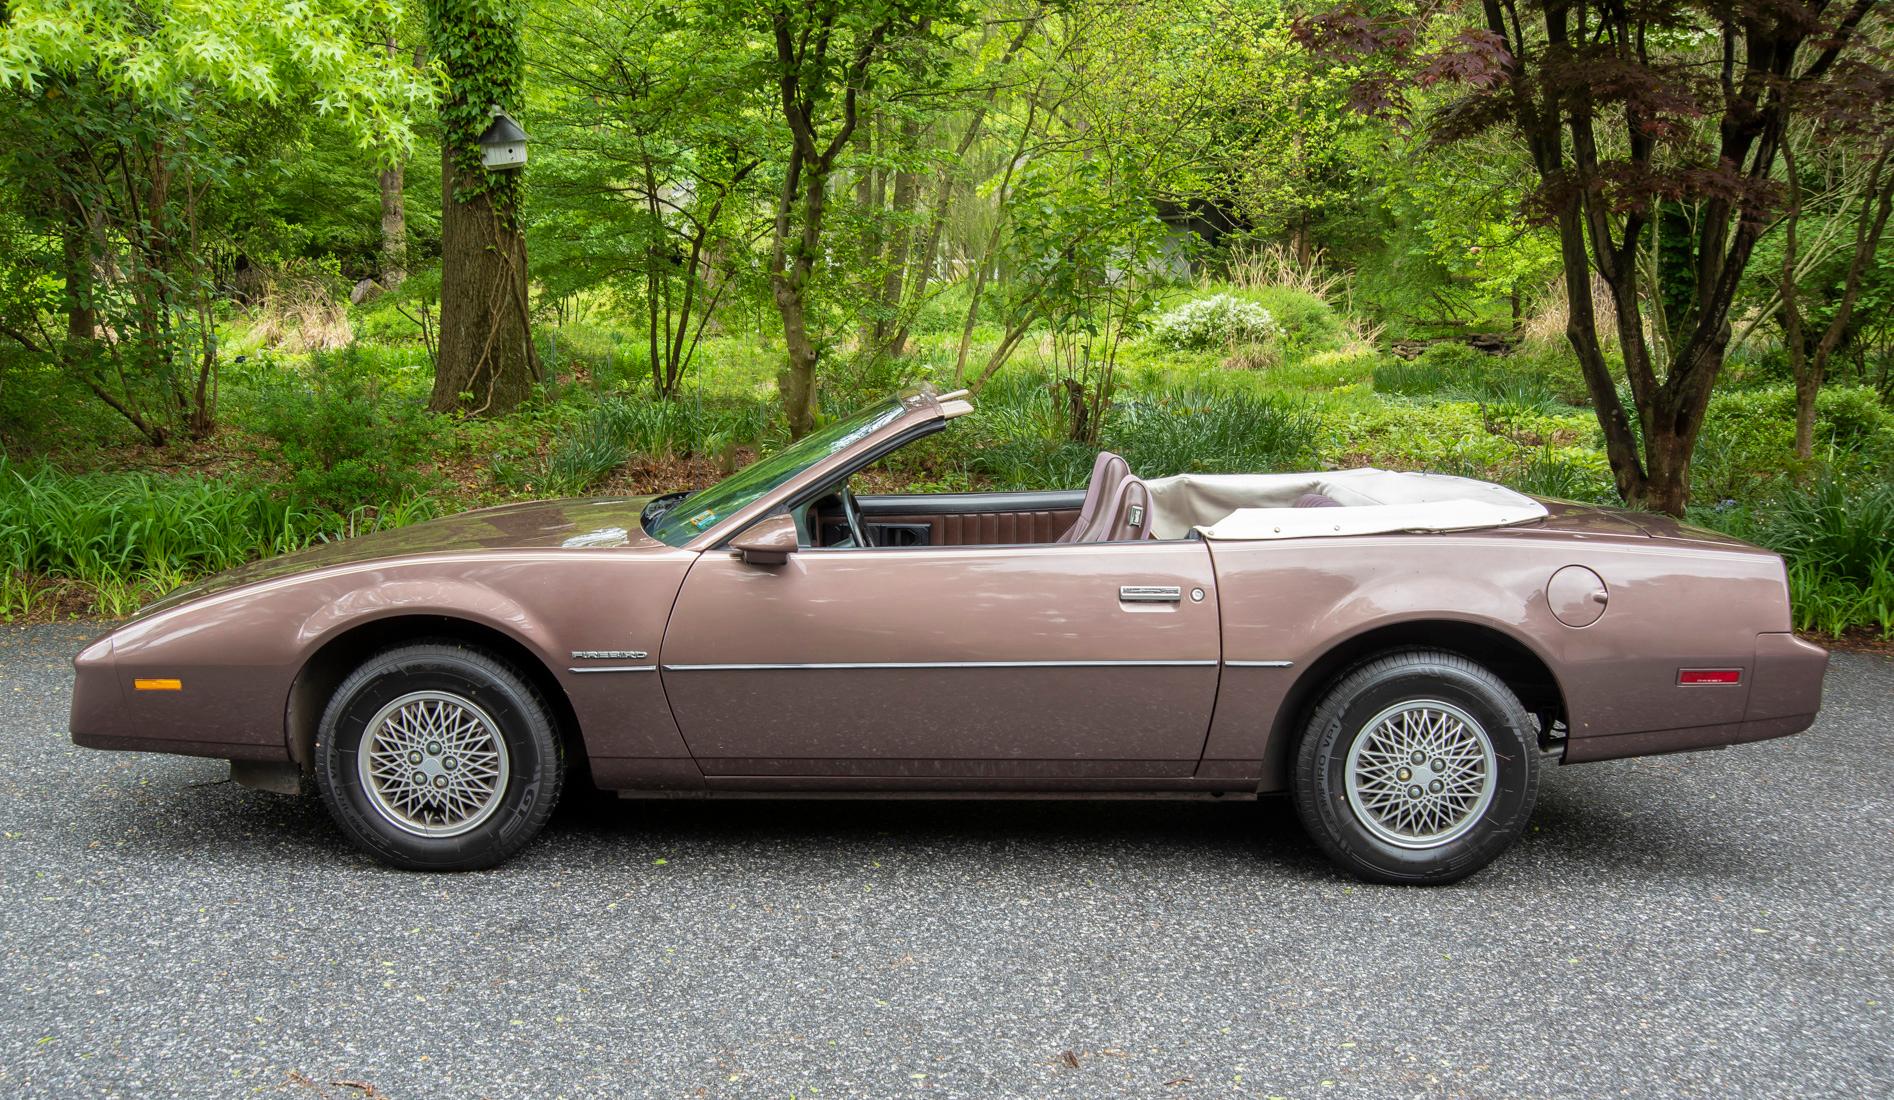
658, 538, 1221, 781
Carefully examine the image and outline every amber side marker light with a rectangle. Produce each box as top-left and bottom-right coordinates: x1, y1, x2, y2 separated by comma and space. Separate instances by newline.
133, 678, 183, 691
1677, 669, 1742, 686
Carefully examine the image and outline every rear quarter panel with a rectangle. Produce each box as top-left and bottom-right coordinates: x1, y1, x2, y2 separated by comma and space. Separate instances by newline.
1202, 527, 1799, 788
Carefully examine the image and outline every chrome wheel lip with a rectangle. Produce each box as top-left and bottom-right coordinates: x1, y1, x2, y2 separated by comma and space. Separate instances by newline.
1343, 698, 1497, 850
357, 690, 511, 839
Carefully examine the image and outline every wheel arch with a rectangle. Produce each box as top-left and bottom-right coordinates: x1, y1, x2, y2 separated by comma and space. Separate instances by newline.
1263, 618, 1568, 789
285, 614, 586, 784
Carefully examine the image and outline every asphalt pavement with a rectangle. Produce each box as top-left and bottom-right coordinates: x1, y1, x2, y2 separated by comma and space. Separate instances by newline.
1, 621, 1890, 1099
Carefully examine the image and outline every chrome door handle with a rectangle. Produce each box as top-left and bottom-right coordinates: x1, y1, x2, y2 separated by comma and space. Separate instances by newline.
1119, 585, 1182, 603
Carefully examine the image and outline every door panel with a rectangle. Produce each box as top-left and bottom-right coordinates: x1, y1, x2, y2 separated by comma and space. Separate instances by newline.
659, 541, 1220, 778
856, 490, 1085, 546
865, 509, 1080, 545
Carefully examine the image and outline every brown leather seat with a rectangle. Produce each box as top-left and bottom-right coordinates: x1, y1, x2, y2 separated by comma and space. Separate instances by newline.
1076, 474, 1154, 542
1055, 451, 1131, 543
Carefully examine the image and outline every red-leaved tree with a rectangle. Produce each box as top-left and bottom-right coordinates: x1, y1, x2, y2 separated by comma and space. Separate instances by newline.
1300, 0, 1886, 515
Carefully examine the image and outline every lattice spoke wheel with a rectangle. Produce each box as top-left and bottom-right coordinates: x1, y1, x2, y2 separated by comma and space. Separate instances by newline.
1343, 700, 1496, 849
1291, 648, 1540, 886
314, 643, 564, 872
357, 691, 512, 838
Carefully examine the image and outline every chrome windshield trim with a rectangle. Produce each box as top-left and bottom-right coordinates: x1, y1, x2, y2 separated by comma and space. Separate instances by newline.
565, 665, 659, 674
662, 659, 1219, 672
1224, 660, 1295, 668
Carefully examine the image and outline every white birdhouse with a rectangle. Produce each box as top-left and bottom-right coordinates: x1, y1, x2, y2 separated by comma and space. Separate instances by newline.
478, 106, 528, 170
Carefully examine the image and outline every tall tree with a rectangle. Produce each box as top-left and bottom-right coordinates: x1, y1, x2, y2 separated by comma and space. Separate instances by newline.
758, 0, 946, 437
530, 0, 769, 398
1301, 0, 1887, 515
377, 28, 426, 292
425, 0, 537, 416
0, 0, 430, 443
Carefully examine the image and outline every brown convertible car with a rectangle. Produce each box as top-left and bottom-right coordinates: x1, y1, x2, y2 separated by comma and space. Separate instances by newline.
70, 386, 1827, 883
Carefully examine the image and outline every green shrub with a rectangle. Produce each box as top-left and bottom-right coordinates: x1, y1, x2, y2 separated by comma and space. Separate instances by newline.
1693, 383, 1894, 503
1245, 287, 1345, 354
534, 395, 780, 496
1150, 294, 1283, 351
251, 348, 444, 518
1501, 446, 1615, 502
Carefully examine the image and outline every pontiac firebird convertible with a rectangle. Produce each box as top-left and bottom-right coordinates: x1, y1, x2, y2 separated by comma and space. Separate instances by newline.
70, 386, 1828, 883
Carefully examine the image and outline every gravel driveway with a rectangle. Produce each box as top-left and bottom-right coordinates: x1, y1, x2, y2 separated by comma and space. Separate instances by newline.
1, 622, 1890, 1098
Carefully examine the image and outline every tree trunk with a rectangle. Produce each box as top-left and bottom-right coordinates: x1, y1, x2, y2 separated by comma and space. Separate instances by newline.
378, 161, 408, 290
430, 148, 536, 415
377, 34, 410, 291
1793, 364, 1821, 459
773, 160, 827, 439
877, 116, 921, 357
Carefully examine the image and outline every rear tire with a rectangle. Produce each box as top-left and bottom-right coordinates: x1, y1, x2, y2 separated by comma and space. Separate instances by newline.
314, 643, 563, 871
1292, 648, 1539, 885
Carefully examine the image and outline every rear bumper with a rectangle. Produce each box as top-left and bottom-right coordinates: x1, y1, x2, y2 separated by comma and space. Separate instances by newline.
1563, 633, 1827, 764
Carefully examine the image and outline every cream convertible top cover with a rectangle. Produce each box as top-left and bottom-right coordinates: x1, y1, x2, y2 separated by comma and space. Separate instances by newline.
1144, 468, 1549, 541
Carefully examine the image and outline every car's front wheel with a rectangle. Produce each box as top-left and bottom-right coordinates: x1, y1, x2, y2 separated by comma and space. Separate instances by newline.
1292, 648, 1539, 885
314, 643, 563, 871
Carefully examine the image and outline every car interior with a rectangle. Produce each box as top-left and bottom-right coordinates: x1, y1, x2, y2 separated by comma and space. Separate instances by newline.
792, 447, 1365, 550
791, 447, 1552, 550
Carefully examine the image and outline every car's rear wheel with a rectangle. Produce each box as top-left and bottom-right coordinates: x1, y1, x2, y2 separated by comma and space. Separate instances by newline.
1292, 648, 1539, 885
314, 643, 563, 871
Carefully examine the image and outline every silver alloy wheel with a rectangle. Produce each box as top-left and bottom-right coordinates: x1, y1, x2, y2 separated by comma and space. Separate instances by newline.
1343, 699, 1497, 849
356, 691, 510, 838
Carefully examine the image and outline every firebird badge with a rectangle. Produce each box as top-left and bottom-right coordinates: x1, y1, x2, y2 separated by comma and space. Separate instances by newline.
570, 650, 648, 660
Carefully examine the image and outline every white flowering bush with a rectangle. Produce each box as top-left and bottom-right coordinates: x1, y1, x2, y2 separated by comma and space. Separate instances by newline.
1150, 294, 1283, 351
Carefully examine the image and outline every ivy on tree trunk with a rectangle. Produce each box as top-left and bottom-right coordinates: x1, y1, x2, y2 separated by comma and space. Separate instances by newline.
426, 0, 538, 417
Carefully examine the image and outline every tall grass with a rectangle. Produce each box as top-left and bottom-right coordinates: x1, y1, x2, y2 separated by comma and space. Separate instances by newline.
0, 459, 432, 619
1710, 475, 1894, 638
1107, 391, 1321, 476
1373, 345, 1570, 409
897, 372, 1322, 490
537, 395, 780, 496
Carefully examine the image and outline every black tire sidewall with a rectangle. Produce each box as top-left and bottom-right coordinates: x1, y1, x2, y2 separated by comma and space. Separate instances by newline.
315, 645, 561, 871
1295, 650, 1538, 885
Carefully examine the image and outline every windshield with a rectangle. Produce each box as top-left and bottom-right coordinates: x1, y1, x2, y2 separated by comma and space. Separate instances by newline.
643, 398, 909, 546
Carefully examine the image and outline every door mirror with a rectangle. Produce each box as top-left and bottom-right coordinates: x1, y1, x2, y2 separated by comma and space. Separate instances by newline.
730, 513, 799, 566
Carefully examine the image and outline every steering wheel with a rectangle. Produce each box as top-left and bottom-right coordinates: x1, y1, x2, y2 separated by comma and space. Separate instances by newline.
839, 481, 869, 547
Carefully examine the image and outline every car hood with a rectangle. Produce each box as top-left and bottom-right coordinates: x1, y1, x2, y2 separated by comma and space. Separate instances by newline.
135, 496, 667, 617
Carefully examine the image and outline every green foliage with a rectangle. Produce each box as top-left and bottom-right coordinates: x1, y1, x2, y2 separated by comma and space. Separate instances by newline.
1710, 475, 1894, 638
1150, 294, 1282, 351
534, 394, 779, 495
1107, 391, 1320, 476
1243, 287, 1345, 355
250, 349, 444, 518
0, 457, 428, 618
428, 0, 525, 210
0, 1, 434, 148
1373, 342, 1583, 410
1692, 384, 1894, 503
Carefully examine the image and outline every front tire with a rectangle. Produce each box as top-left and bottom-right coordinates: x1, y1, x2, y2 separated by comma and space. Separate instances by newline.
1293, 648, 1539, 885
314, 643, 563, 871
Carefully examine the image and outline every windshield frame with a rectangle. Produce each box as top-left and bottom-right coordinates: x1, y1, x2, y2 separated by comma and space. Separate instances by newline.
642, 393, 938, 549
